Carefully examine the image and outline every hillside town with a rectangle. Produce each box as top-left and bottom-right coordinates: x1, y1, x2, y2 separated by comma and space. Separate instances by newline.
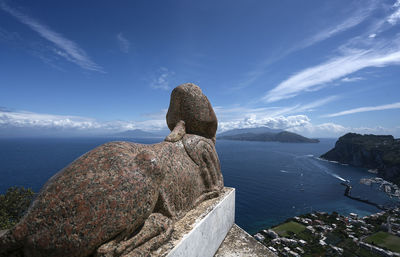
254, 208, 400, 256
360, 177, 400, 199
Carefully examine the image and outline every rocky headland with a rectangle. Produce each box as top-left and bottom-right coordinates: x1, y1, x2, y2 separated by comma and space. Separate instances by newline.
321, 133, 400, 185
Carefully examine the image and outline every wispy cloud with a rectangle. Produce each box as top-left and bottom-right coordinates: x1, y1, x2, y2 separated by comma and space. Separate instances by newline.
0, 26, 20, 41
323, 102, 400, 117
263, 0, 400, 103
341, 76, 364, 82
117, 33, 130, 53
150, 67, 175, 90
388, 0, 400, 25
263, 46, 400, 102
302, 3, 375, 49
233, 2, 376, 91
295, 96, 338, 112
0, 1, 103, 72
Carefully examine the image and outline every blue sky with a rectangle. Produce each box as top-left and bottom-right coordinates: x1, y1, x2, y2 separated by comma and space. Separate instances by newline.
1, 0, 400, 137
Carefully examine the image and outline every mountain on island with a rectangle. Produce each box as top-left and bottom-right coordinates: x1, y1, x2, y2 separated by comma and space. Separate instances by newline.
218, 127, 319, 143
218, 127, 283, 136
321, 133, 400, 185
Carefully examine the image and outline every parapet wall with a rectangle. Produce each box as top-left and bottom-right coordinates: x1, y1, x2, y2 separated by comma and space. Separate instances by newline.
154, 187, 235, 257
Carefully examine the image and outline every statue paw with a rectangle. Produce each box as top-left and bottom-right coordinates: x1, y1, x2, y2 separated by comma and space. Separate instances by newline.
164, 120, 186, 142
95, 213, 173, 257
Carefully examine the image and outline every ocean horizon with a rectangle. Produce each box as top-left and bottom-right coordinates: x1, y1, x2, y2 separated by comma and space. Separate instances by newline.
1, 137, 398, 234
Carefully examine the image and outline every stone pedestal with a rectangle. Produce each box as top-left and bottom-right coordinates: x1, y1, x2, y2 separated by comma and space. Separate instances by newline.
153, 187, 276, 257
153, 187, 235, 257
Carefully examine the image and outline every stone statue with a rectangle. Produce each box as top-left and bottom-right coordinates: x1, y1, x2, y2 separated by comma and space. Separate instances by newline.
0, 83, 224, 257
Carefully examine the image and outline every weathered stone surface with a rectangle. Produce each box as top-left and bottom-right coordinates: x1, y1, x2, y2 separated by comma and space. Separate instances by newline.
215, 224, 277, 257
0, 84, 224, 257
160, 187, 234, 257
166, 83, 218, 141
164, 120, 186, 143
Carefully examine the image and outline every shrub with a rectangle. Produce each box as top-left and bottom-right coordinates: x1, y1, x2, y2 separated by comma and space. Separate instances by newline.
0, 186, 35, 230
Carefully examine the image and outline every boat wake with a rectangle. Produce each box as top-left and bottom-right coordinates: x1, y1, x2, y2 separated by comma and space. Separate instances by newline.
310, 159, 350, 183
332, 173, 350, 183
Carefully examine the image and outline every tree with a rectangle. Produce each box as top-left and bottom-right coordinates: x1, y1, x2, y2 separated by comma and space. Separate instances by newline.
0, 186, 35, 230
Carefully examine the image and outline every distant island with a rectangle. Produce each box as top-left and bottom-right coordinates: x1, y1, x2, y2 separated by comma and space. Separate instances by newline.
111, 129, 167, 138
218, 127, 319, 143
321, 133, 400, 185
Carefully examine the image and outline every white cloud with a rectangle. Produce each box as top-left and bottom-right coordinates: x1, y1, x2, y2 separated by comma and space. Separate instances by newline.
0, 2, 103, 72
288, 122, 348, 138
2, 108, 398, 138
218, 113, 400, 138
117, 33, 130, 53
219, 115, 311, 132
214, 106, 295, 122
323, 102, 400, 117
288, 2, 377, 58
263, 47, 400, 102
304, 6, 373, 48
260, 0, 400, 103
0, 109, 167, 135
287, 122, 400, 138
341, 76, 364, 82
218, 113, 349, 137
233, 4, 375, 91
388, 0, 400, 25
0, 110, 102, 130
150, 67, 175, 90
215, 96, 337, 125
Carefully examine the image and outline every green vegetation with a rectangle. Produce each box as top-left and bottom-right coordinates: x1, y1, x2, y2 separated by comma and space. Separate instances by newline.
257, 210, 400, 257
341, 239, 378, 257
272, 221, 306, 237
365, 231, 400, 253
0, 186, 35, 230
338, 133, 395, 150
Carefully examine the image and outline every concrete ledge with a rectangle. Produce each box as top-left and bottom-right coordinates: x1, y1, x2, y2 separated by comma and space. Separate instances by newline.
215, 224, 277, 257
153, 187, 235, 257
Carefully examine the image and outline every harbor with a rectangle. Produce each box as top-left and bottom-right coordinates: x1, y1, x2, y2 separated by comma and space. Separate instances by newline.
341, 182, 386, 210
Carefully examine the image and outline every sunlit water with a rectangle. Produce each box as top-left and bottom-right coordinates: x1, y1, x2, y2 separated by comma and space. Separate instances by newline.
0, 137, 398, 234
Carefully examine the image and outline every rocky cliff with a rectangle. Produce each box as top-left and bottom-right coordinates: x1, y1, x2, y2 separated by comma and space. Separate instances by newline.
321, 133, 400, 185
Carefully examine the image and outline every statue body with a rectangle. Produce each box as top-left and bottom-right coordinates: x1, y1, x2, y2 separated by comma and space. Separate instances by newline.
0, 83, 223, 257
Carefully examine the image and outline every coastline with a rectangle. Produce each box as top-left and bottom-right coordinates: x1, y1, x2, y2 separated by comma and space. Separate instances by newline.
254, 208, 400, 256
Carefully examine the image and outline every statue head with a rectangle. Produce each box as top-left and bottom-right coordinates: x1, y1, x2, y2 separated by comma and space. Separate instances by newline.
166, 83, 217, 141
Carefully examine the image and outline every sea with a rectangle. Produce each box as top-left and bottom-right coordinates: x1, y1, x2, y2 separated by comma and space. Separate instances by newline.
0, 137, 399, 234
